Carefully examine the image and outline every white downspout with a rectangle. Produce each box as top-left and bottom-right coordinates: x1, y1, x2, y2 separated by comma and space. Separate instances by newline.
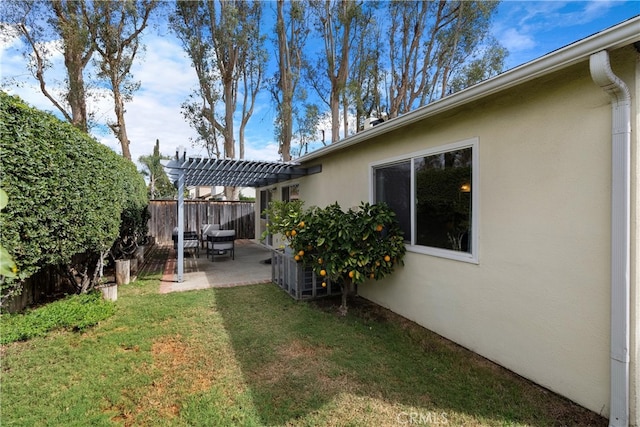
590, 50, 632, 427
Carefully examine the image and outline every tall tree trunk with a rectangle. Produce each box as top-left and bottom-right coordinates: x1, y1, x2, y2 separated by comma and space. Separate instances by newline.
108, 85, 131, 160
330, 86, 340, 143
276, 0, 292, 161
64, 51, 90, 132
223, 79, 235, 159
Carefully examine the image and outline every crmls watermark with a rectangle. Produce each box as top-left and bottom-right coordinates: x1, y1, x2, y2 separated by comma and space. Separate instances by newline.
396, 411, 449, 425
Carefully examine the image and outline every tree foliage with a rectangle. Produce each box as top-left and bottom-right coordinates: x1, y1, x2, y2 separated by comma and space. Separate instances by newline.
267, 201, 406, 315
2, 1, 508, 161
0, 0, 95, 132
386, 0, 505, 118
171, 0, 265, 159
307, 0, 365, 143
139, 139, 175, 200
0, 92, 147, 301
171, 0, 265, 199
271, 0, 309, 161
346, 3, 384, 133
89, 0, 158, 160
261, 199, 306, 241
0, 0, 158, 159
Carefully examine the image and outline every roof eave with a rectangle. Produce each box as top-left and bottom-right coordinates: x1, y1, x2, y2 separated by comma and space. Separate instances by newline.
297, 16, 640, 164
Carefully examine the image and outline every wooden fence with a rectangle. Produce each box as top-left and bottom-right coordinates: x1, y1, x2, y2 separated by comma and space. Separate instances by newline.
147, 200, 256, 244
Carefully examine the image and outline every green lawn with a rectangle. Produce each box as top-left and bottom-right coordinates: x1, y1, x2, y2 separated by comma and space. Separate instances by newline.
0, 252, 606, 426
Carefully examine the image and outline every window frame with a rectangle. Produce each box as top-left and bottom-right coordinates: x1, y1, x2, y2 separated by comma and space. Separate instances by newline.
282, 183, 300, 202
259, 188, 275, 220
370, 138, 479, 264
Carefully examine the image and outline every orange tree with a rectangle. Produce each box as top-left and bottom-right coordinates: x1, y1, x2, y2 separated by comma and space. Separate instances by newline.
286, 202, 406, 315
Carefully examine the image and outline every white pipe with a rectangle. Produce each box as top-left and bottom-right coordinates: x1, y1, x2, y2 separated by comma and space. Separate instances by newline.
590, 50, 631, 427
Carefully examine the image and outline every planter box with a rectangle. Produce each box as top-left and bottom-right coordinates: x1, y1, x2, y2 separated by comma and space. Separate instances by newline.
271, 250, 341, 300
99, 283, 118, 301
115, 259, 130, 285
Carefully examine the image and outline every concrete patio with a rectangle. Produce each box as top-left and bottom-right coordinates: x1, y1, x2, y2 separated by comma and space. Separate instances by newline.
159, 239, 273, 293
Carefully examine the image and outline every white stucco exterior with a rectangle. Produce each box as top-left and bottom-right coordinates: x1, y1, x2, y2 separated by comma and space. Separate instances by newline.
257, 21, 639, 424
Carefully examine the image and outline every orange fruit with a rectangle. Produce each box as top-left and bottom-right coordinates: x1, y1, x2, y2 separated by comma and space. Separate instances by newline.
320, 269, 327, 276
321, 282, 327, 288
348, 271, 355, 278
298, 250, 305, 256
375, 261, 380, 267
318, 258, 323, 264
291, 229, 297, 236
384, 255, 391, 262
370, 273, 375, 279
294, 255, 300, 261
299, 221, 305, 227
376, 224, 383, 232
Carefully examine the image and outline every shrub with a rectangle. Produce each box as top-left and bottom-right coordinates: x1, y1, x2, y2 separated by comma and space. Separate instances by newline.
0, 292, 116, 344
0, 91, 147, 301
261, 199, 305, 243
110, 160, 150, 260
273, 201, 406, 315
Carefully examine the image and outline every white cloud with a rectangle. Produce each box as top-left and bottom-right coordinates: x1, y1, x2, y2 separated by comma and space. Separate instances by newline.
1, 29, 201, 168
498, 27, 537, 52
492, 0, 636, 70
576, 1, 618, 24
245, 141, 281, 162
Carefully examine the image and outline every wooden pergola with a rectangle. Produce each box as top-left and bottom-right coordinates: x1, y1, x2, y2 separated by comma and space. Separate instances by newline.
164, 149, 321, 282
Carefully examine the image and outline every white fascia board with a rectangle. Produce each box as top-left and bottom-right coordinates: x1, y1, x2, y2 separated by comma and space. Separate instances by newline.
298, 16, 640, 164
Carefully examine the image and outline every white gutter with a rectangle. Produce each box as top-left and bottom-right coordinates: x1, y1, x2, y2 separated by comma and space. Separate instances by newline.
299, 16, 640, 164
590, 50, 632, 427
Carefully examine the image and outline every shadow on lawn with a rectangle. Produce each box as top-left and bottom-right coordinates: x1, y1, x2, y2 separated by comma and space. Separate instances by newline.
213, 284, 607, 427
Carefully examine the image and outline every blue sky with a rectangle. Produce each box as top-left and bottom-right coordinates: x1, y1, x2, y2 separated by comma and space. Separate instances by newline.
1, 1, 638, 166
495, 0, 639, 69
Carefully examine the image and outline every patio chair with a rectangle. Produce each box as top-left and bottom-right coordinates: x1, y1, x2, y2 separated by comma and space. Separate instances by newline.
200, 223, 221, 248
172, 227, 200, 257
207, 229, 236, 261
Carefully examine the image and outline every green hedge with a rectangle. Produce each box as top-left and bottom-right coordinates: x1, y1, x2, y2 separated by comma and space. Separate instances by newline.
111, 158, 151, 259
0, 91, 147, 297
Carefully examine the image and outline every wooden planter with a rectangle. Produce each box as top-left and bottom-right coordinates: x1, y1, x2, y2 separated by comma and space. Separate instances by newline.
99, 283, 118, 301
115, 259, 130, 285
271, 250, 340, 300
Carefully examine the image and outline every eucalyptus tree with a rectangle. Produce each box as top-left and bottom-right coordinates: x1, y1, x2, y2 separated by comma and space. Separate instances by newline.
171, 0, 265, 199
89, 0, 158, 161
307, 0, 364, 144
346, 2, 385, 133
386, 0, 506, 118
0, 0, 95, 132
237, 3, 267, 161
271, 0, 309, 161
294, 103, 321, 157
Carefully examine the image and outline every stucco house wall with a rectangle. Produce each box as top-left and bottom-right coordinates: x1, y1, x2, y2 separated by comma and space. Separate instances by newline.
258, 41, 638, 421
